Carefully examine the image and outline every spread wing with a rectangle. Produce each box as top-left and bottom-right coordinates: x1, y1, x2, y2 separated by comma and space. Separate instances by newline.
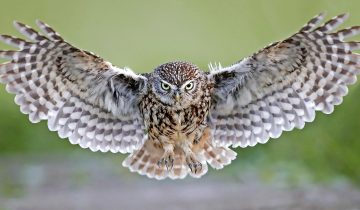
208, 13, 360, 148
0, 20, 148, 153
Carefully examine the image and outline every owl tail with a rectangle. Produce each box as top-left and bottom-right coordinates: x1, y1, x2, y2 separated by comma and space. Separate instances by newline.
122, 129, 237, 180
194, 128, 237, 172
122, 140, 190, 180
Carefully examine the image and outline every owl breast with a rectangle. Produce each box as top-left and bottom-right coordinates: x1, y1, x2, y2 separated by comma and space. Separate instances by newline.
139, 91, 211, 145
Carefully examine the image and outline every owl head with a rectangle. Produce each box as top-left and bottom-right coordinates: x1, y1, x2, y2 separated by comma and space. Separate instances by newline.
150, 61, 207, 109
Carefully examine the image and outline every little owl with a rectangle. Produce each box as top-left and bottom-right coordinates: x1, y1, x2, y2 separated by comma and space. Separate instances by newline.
0, 13, 359, 179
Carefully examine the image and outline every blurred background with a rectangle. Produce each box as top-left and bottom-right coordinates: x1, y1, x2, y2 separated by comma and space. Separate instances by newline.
0, 0, 360, 209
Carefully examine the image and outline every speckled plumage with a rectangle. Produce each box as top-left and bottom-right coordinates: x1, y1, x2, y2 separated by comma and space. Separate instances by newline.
136, 61, 217, 176
1, 13, 360, 179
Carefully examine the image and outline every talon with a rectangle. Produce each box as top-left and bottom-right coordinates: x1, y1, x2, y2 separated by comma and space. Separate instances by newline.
157, 159, 163, 168
165, 160, 169, 170
194, 162, 202, 174
186, 154, 202, 174
157, 152, 175, 171
170, 158, 174, 170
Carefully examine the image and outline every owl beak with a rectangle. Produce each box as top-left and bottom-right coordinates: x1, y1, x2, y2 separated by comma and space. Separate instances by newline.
175, 93, 181, 102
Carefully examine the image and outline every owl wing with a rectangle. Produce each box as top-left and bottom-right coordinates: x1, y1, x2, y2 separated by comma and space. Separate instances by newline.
0, 21, 148, 153
208, 13, 360, 148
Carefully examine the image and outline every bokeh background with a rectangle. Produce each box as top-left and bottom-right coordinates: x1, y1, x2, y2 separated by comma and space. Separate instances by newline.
0, 0, 360, 209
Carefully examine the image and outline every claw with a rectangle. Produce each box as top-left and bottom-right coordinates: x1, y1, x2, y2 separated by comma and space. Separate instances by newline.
157, 159, 163, 168
157, 153, 175, 171
196, 162, 202, 174
164, 159, 168, 169
170, 158, 174, 170
194, 162, 202, 174
188, 163, 193, 172
186, 154, 202, 174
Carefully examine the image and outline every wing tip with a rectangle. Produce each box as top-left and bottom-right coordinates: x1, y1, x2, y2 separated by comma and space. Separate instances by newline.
35, 19, 45, 28
12, 20, 20, 27
12, 20, 27, 34
335, 12, 350, 23
318, 11, 327, 19
340, 12, 350, 19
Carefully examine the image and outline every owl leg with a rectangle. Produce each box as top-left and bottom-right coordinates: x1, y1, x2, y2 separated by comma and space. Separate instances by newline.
157, 144, 175, 171
193, 122, 207, 144
181, 141, 202, 173
185, 127, 211, 173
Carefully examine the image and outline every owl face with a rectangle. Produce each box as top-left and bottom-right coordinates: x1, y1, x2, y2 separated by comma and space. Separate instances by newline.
150, 61, 206, 109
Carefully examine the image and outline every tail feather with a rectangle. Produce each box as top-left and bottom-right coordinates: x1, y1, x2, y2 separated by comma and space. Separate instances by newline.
122, 129, 237, 180
203, 141, 237, 170
123, 140, 198, 180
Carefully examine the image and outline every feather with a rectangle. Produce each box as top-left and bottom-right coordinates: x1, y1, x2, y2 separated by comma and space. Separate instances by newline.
209, 13, 360, 148
0, 20, 148, 153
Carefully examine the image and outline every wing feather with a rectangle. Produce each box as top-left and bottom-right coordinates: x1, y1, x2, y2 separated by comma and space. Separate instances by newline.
0, 21, 148, 153
209, 13, 360, 148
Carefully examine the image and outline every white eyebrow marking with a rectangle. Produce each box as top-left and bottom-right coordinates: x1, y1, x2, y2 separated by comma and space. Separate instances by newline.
180, 80, 194, 89
161, 80, 177, 89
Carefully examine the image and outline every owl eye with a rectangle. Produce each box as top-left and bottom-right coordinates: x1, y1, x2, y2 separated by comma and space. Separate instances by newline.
161, 82, 171, 91
185, 82, 194, 91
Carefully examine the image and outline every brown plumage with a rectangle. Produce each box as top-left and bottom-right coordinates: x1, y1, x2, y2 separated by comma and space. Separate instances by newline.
133, 61, 232, 177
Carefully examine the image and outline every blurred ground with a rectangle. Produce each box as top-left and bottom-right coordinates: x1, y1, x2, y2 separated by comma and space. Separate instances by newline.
1, 155, 360, 210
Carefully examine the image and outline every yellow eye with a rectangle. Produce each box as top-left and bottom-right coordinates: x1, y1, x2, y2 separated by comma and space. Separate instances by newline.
161, 82, 171, 91
185, 82, 194, 90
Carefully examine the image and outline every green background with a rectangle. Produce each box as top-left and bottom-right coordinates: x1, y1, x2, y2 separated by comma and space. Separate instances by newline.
0, 0, 359, 186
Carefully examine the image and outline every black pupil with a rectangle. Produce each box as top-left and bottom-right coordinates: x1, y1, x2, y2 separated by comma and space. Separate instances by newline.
187, 83, 192, 88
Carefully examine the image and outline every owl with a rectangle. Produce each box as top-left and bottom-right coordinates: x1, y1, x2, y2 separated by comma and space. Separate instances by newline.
0, 13, 359, 179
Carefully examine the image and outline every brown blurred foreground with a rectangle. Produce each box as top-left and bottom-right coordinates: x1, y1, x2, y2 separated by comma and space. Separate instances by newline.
1, 155, 360, 210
